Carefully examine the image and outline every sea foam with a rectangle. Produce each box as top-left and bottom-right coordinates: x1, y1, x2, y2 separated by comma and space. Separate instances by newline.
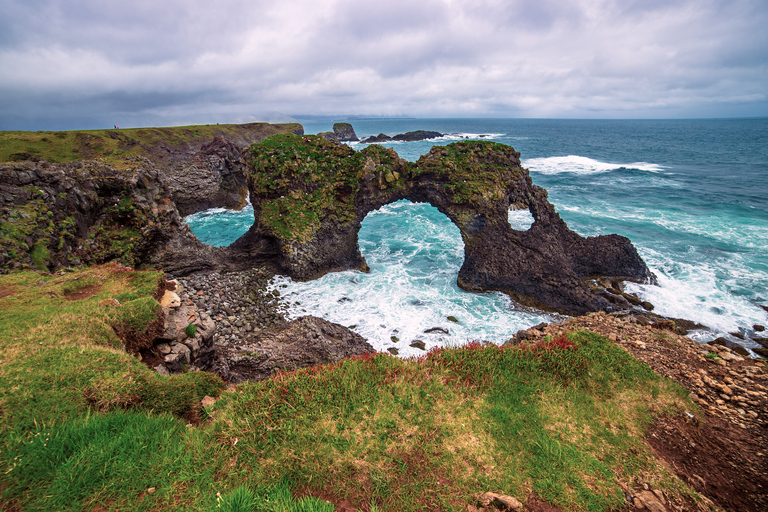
523, 155, 664, 175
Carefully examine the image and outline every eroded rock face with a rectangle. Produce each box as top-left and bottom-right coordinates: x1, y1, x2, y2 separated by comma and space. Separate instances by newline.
0, 159, 226, 275
136, 123, 304, 217
240, 134, 655, 315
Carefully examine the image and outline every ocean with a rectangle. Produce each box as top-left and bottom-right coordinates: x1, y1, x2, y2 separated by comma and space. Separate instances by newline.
185, 118, 768, 357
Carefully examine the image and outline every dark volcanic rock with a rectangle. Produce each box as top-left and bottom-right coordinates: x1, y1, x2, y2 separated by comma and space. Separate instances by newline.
240, 135, 654, 315
361, 130, 443, 143
152, 124, 303, 217
360, 133, 393, 143
319, 122, 359, 142
2, 131, 655, 316
393, 130, 443, 141
0, 159, 221, 273
210, 316, 375, 383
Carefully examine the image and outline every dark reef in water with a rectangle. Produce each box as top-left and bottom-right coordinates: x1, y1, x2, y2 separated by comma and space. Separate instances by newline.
360, 130, 443, 143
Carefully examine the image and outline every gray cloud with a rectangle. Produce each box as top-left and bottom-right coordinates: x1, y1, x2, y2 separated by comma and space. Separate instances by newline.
1, 0, 766, 129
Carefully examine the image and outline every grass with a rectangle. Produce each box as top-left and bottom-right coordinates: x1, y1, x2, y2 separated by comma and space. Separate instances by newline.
0, 123, 302, 166
0, 265, 703, 511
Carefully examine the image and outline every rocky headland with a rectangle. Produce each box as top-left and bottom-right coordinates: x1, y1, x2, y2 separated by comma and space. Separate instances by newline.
318, 122, 359, 142
2, 123, 768, 511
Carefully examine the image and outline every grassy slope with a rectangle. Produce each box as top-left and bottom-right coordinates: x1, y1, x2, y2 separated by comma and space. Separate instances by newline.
0, 123, 302, 165
0, 267, 705, 512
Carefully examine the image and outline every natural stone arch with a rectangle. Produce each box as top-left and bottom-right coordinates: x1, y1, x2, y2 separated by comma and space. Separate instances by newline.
235, 134, 654, 315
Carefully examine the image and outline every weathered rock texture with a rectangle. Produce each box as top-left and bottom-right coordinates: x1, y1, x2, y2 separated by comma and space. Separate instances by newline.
360, 130, 443, 143
209, 316, 375, 383
135, 123, 304, 216
238, 134, 655, 314
319, 122, 359, 142
0, 158, 235, 275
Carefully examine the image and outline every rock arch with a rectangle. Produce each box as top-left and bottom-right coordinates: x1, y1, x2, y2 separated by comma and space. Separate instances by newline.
234, 134, 654, 315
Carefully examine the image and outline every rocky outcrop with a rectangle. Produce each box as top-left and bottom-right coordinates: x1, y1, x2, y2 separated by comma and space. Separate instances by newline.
319, 122, 359, 142
239, 134, 655, 315
360, 130, 443, 143
139, 123, 304, 217
0, 158, 227, 274
164, 136, 250, 217
148, 280, 217, 373
1, 130, 654, 315
209, 316, 375, 383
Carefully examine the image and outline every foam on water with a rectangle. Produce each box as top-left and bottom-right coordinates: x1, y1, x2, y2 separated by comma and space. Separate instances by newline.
268, 201, 554, 357
625, 248, 768, 345
185, 119, 768, 353
523, 155, 664, 175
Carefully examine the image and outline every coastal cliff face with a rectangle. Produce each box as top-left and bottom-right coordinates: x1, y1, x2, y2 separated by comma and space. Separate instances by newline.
0, 122, 305, 275
0, 158, 222, 273
143, 123, 304, 217
241, 134, 655, 315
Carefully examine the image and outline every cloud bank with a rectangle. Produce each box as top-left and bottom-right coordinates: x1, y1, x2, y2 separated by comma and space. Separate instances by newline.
1, 0, 767, 129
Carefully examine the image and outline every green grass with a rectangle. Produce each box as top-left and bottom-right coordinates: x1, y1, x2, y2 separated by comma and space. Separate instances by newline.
0, 123, 302, 165
0, 266, 702, 511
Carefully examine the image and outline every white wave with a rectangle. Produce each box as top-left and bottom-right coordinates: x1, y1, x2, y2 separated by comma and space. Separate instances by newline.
270, 272, 554, 358
523, 155, 664, 175
625, 248, 768, 341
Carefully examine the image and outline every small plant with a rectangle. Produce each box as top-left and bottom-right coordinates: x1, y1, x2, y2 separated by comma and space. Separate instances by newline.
185, 323, 197, 338
705, 352, 719, 360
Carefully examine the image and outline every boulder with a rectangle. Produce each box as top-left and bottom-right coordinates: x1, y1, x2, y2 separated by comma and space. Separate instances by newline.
210, 316, 375, 383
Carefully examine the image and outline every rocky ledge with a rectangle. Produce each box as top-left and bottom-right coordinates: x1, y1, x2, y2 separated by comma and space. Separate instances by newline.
162, 268, 374, 383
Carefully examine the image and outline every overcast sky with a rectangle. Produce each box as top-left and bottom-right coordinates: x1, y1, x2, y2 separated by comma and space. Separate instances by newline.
1, 0, 767, 130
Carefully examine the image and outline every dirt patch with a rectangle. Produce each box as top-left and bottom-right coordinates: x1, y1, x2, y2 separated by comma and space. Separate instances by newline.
0, 284, 19, 299
113, 310, 166, 354
64, 284, 102, 301
524, 495, 563, 511
511, 312, 768, 512
647, 413, 767, 512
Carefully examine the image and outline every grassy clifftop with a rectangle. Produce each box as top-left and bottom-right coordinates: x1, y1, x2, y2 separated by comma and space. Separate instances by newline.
0, 122, 303, 165
0, 265, 710, 512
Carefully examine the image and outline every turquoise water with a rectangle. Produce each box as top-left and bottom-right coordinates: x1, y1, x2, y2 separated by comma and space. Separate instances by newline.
186, 118, 768, 355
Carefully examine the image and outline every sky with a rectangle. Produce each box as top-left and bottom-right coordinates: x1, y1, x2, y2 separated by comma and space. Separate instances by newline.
1, 0, 767, 130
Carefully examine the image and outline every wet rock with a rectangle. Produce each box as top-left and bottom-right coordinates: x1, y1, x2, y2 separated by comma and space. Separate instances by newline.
708, 337, 728, 347
732, 345, 750, 357
425, 327, 450, 335
387, 347, 399, 355
410, 340, 426, 350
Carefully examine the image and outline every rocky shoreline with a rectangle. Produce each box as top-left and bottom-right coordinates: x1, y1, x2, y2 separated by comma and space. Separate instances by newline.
144, 265, 767, 510
164, 267, 374, 383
